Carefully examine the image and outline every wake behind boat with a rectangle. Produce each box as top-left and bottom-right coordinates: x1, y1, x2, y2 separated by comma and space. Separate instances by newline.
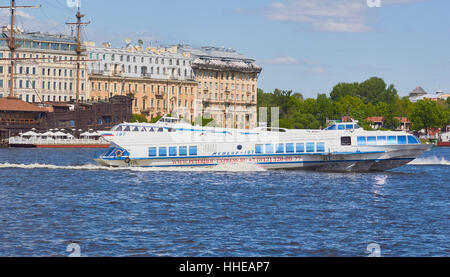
94, 116, 431, 172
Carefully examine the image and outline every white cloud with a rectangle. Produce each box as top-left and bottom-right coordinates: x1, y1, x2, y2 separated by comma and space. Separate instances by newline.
265, 0, 371, 32
258, 0, 430, 33
383, 0, 429, 4
263, 56, 298, 64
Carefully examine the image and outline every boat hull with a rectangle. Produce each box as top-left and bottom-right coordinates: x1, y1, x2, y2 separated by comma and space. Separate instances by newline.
437, 141, 450, 147
94, 144, 431, 172
9, 144, 109, 148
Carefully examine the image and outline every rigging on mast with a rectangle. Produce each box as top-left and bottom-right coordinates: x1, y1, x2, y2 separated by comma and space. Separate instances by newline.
0, 0, 40, 98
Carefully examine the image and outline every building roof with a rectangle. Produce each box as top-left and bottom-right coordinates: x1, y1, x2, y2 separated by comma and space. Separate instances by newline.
1, 30, 76, 44
367, 116, 384, 123
0, 97, 47, 112
179, 45, 250, 60
409, 86, 427, 97
366, 116, 410, 123
191, 58, 262, 73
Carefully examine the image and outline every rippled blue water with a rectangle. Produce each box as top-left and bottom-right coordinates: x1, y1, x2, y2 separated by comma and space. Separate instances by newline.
0, 147, 448, 257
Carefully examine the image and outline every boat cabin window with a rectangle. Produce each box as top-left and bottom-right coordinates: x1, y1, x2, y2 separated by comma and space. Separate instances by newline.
296, 143, 305, 153
357, 135, 421, 146
148, 147, 157, 157
367, 136, 377, 145
123, 126, 131, 132
265, 144, 274, 154
316, 142, 325, 153
377, 136, 387, 145
276, 144, 285, 154
398, 136, 407, 145
286, 143, 295, 153
306, 142, 315, 153
169, 147, 177, 157
408, 136, 420, 144
341, 137, 352, 146
189, 146, 198, 156
159, 147, 167, 157
326, 124, 359, 130
133, 127, 139, 132
255, 144, 263, 154
179, 146, 188, 156
158, 128, 164, 132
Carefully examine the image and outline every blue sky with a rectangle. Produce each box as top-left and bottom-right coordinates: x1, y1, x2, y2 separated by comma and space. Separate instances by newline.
2, 0, 449, 98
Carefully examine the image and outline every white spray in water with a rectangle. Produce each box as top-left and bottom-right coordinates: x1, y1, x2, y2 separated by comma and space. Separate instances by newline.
0, 162, 266, 172
408, 156, 450, 166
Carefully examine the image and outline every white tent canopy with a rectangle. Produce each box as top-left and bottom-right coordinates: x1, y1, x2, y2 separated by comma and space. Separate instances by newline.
40, 131, 56, 137
21, 131, 37, 137
53, 131, 69, 137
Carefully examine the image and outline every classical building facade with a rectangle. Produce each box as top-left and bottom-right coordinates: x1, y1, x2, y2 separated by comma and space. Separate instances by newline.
86, 44, 198, 121
179, 46, 261, 129
0, 28, 88, 102
86, 43, 262, 127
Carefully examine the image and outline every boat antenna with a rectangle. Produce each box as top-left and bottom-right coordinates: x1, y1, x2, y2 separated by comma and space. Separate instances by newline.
0, 0, 40, 98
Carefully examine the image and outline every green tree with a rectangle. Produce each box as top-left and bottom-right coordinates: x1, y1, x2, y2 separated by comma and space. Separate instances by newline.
330, 82, 360, 101
359, 77, 398, 104
410, 100, 447, 134
131, 114, 148, 123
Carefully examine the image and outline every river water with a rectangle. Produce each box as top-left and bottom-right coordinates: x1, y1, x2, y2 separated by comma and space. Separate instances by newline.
0, 147, 448, 257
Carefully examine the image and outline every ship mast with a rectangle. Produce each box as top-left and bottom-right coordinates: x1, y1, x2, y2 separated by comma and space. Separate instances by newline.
0, 0, 39, 98
66, 5, 90, 106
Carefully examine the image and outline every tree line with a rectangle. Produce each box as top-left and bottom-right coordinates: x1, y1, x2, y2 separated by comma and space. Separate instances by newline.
258, 77, 450, 133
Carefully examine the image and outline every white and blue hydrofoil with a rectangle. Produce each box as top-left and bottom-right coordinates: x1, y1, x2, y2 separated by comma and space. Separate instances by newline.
94, 117, 431, 172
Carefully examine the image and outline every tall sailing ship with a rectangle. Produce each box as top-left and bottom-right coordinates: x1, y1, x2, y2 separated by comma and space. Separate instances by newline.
0, 1, 132, 144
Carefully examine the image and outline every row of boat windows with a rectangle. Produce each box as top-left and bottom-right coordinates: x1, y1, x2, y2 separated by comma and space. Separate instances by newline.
357, 136, 420, 146
325, 124, 360, 130
149, 146, 198, 157
255, 143, 326, 154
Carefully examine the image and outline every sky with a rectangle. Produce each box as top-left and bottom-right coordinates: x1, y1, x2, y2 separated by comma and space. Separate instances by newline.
1, 0, 449, 98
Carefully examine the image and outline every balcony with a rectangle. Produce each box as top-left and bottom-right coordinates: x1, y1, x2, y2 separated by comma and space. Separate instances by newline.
141, 73, 153, 79
90, 69, 104, 75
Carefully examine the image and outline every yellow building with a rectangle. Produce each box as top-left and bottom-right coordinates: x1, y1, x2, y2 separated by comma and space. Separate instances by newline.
180, 46, 261, 129
88, 74, 197, 122
87, 43, 262, 127
87, 44, 198, 122
0, 29, 88, 102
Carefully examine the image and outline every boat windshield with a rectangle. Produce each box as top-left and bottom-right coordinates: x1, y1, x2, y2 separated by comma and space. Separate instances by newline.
325, 124, 360, 130
157, 117, 180, 124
